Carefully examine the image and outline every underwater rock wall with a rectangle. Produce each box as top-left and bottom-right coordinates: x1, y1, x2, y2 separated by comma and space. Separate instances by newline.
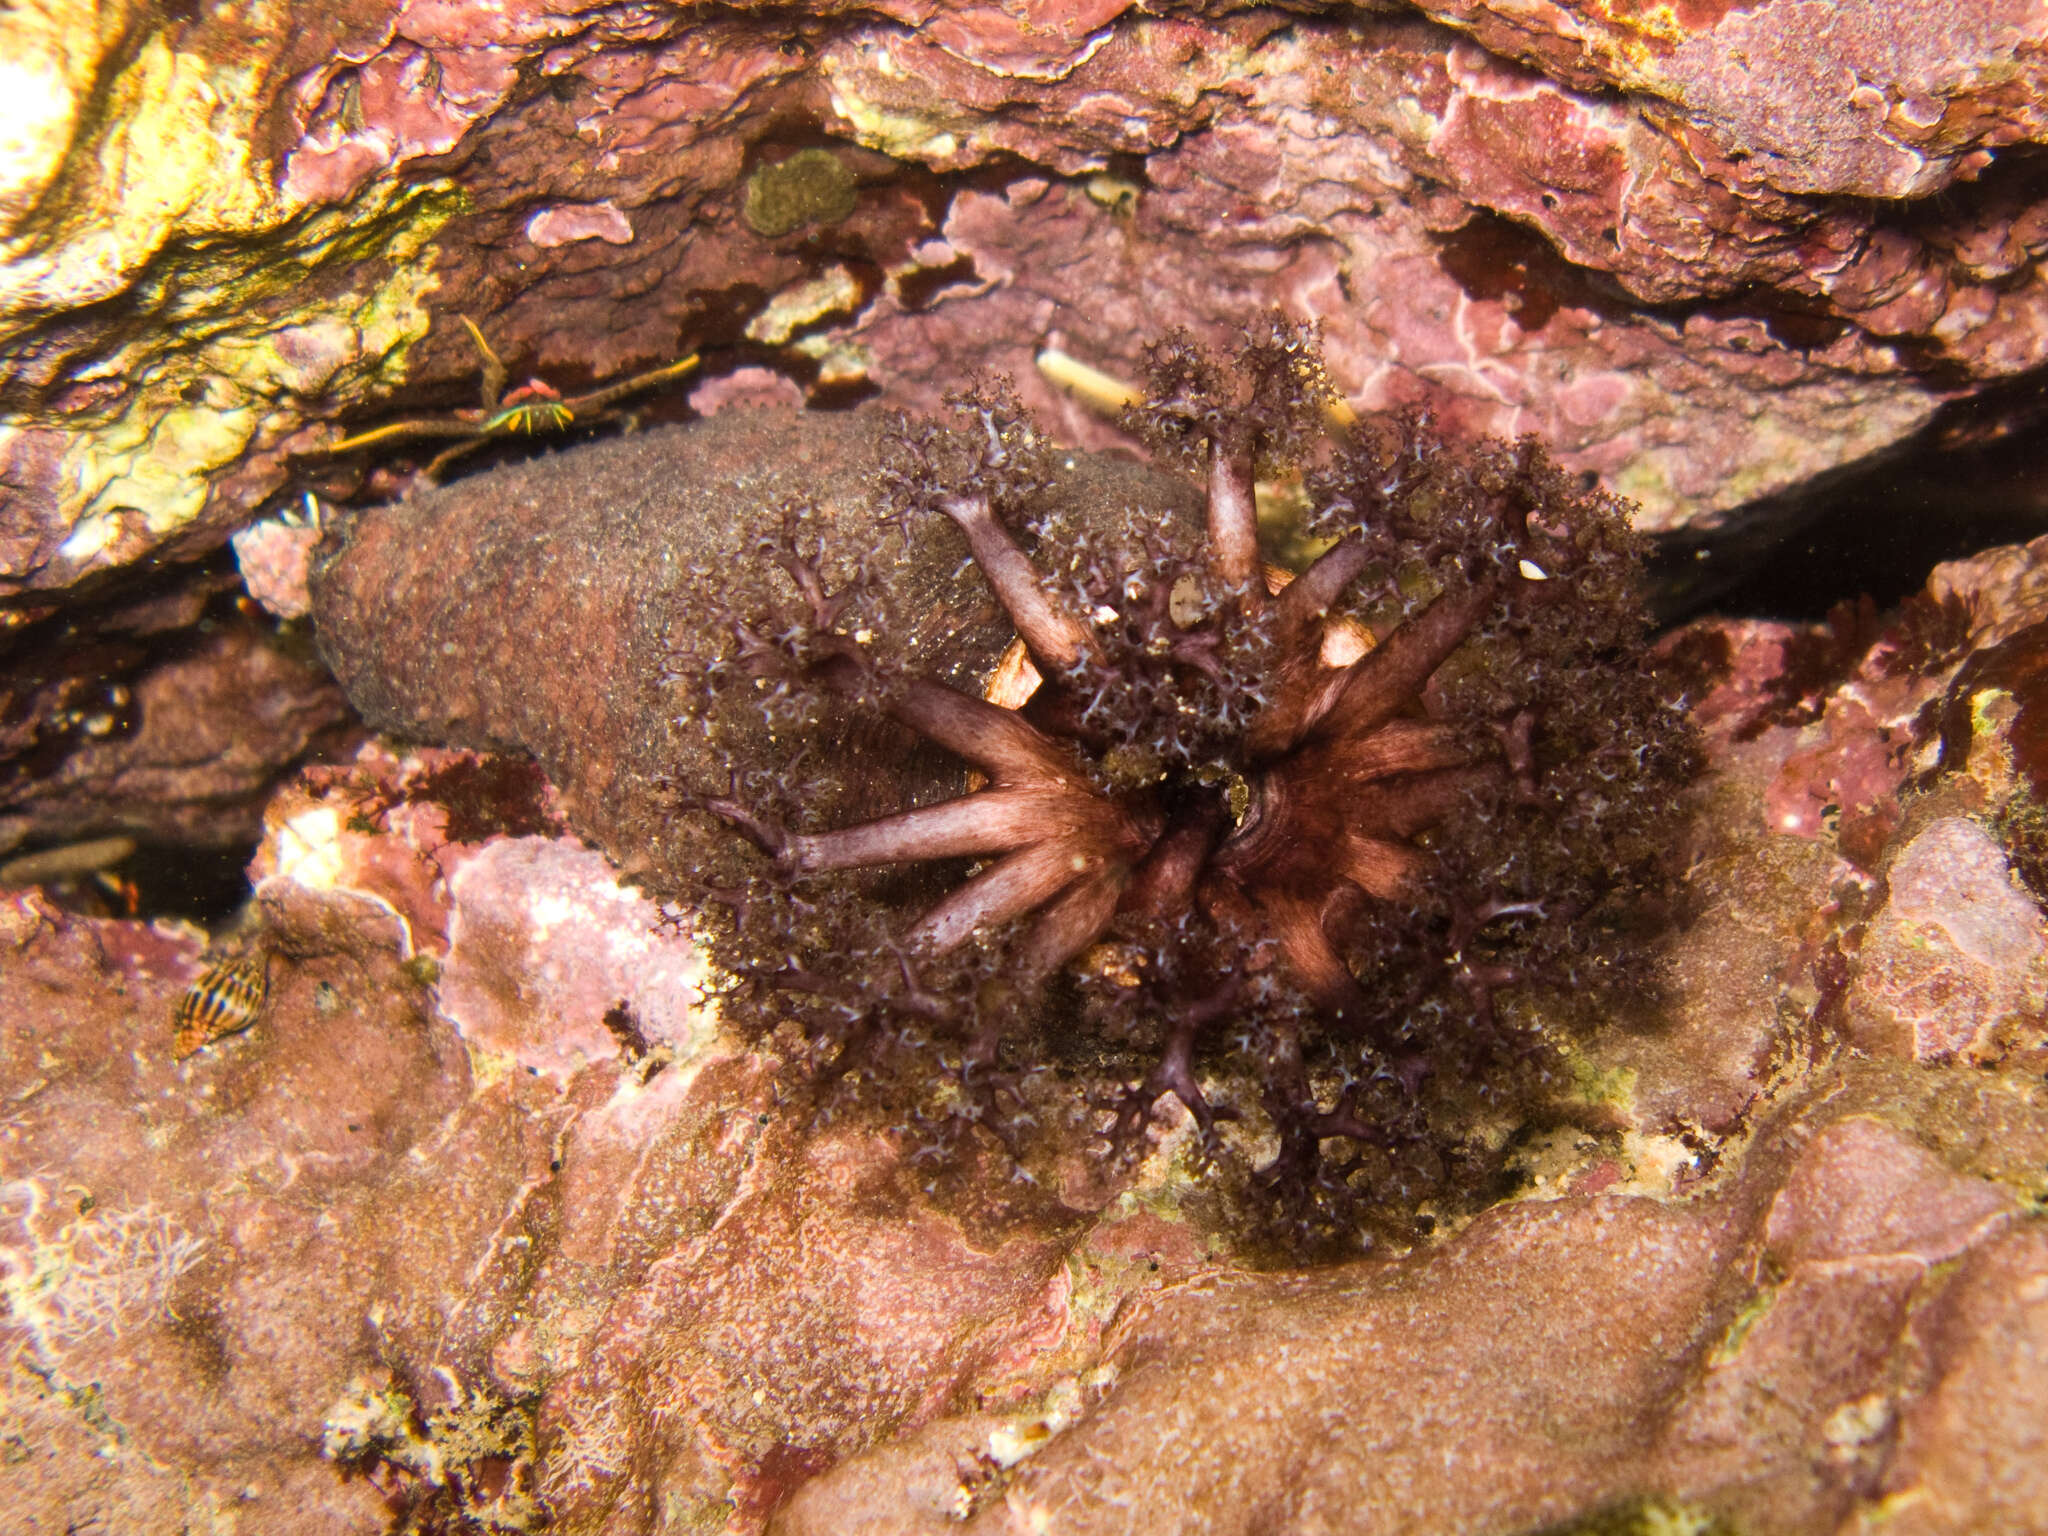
7, 0, 2048, 611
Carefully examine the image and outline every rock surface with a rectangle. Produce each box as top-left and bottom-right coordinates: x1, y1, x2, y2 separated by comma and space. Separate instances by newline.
777, 1105, 2038, 1536
1, 750, 1079, 1535
0, 582, 352, 859
8, 0, 2048, 611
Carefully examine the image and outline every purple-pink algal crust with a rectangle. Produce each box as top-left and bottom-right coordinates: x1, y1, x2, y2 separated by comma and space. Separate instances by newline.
15, 0, 2048, 607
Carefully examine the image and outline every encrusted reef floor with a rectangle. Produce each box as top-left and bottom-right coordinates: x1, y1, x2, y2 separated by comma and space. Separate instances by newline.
6, 412, 2048, 1533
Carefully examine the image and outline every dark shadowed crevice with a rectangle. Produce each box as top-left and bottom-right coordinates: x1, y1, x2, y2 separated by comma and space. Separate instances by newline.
1648, 363, 2048, 624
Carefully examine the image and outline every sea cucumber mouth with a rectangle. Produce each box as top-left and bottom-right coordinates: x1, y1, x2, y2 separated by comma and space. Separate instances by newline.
1215, 770, 1276, 860
648, 319, 1699, 1245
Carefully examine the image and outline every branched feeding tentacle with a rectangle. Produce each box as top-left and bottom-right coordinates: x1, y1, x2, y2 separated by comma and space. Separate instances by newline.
1109, 974, 1245, 1154
938, 493, 1098, 673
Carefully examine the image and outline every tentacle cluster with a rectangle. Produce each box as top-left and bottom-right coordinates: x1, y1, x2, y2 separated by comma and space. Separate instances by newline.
685, 319, 1695, 1247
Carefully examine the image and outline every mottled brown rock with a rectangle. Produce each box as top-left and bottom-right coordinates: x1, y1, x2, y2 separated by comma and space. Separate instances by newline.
1009, 1198, 1732, 1534
1848, 816, 2048, 1062
2, 753, 1081, 1535
772, 1094, 2046, 1536
1872, 1221, 2048, 1533
1931, 532, 2048, 647
232, 514, 324, 622
0, 615, 351, 858
0, 882, 473, 1535
1599, 807, 1851, 1139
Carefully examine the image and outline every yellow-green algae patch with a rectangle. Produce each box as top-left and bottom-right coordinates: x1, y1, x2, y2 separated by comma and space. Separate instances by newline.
746, 265, 864, 345
51, 184, 456, 567
1524, 1495, 1735, 1536
1563, 1044, 1638, 1111
742, 149, 859, 239
0, 4, 464, 584
38, 182, 459, 578
1, 10, 288, 320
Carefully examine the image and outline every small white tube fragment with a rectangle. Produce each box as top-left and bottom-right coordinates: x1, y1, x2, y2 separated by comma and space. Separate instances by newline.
1036, 348, 1140, 414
